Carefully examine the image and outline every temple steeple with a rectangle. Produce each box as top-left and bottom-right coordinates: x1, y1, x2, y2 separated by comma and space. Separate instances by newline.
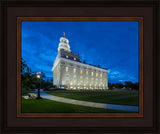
58, 32, 71, 52
63, 32, 65, 37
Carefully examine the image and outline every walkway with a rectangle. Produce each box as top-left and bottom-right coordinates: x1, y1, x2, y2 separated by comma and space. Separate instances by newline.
30, 90, 139, 112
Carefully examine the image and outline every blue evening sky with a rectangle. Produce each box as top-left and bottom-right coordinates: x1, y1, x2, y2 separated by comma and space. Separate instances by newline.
21, 21, 139, 84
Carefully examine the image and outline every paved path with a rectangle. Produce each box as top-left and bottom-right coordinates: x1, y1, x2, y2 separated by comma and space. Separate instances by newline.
29, 90, 139, 112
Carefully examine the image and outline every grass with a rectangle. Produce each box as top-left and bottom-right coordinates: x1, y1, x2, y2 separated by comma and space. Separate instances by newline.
21, 97, 135, 113
47, 90, 139, 106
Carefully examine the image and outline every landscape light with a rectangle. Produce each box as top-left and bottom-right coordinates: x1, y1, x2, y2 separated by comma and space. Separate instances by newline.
36, 72, 41, 79
37, 74, 40, 79
36, 72, 42, 99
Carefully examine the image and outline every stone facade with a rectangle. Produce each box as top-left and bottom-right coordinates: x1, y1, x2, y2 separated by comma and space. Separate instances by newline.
52, 33, 109, 90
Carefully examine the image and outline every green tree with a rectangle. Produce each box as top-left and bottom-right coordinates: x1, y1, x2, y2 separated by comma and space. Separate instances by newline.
124, 81, 139, 90
108, 83, 112, 90
21, 58, 33, 91
115, 83, 124, 88
21, 58, 31, 73
21, 58, 44, 91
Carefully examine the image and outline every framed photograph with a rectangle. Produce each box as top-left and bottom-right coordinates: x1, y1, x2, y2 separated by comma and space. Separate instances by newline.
17, 17, 143, 118
1, 0, 159, 133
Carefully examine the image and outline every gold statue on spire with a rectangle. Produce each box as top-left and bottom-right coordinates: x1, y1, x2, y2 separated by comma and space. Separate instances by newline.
63, 32, 65, 37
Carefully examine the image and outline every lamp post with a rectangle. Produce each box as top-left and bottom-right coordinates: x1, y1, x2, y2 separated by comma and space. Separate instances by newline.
36, 72, 42, 99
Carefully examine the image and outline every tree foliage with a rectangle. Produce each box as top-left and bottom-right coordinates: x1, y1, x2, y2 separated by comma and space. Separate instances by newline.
21, 58, 53, 91
108, 81, 139, 90
124, 81, 139, 90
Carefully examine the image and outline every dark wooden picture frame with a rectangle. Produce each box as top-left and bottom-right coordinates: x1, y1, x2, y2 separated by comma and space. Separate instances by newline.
1, 0, 159, 133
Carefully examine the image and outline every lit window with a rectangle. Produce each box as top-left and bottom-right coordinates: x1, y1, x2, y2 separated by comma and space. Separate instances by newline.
66, 67, 68, 72
91, 78, 94, 80
86, 82, 88, 86
91, 82, 93, 86
74, 58, 76, 60
73, 68, 76, 73
66, 80, 69, 85
66, 55, 69, 58
74, 75, 76, 78
80, 70, 83, 74
96, 73, 98, 77
74, 80, 76, 85
86, 77, 88, 79
86, 71, 88, 75
91, 72, 94, 76
80, 76, 83, 79
80, 81, 83, 85
100, 74, 102, 77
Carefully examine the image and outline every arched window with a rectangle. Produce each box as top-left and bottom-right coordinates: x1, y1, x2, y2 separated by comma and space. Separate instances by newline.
91, 72, 94, 76
100, 83, 103, 87
80, 70, 83, 74
86, 71, 88, 75
80, 81, 83, 86
73, 80, 76, 85
73, 68, 76, 73
91, 82, 93, 86
66, 67, 68, 72
86, 81, 89, 86
66, 80, 69, 85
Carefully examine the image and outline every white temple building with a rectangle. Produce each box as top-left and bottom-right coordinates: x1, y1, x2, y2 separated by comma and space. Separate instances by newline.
52, 33, 109, 90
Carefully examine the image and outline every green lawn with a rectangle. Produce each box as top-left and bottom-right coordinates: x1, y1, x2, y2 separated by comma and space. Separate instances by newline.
47, 90, 139, 106
21, 97, 135, 113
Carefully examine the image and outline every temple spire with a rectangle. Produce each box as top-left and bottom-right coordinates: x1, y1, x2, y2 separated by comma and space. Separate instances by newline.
58, 32, 71, 52
63, 32, 65, 37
